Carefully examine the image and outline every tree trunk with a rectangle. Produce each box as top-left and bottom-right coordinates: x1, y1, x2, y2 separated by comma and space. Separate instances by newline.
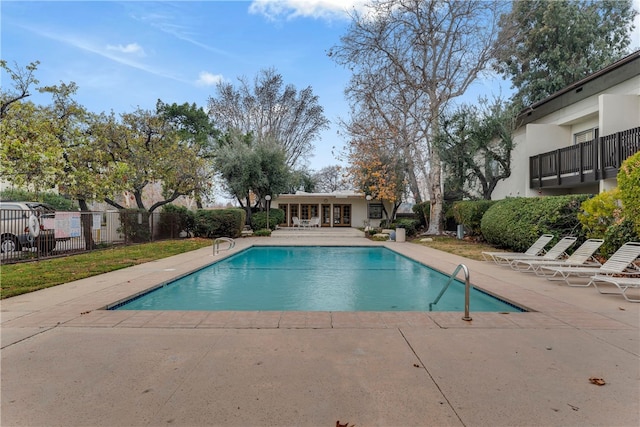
78, 199, 97, 250
426, 156, 444, 235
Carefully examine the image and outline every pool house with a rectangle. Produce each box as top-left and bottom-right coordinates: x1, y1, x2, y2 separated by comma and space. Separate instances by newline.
271, 190, 394, 229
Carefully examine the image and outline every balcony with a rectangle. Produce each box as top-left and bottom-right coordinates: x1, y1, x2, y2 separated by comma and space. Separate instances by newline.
530, 127, 640, 189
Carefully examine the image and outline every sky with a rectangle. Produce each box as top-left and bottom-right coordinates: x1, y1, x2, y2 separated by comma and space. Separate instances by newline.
2, 0, 640, 172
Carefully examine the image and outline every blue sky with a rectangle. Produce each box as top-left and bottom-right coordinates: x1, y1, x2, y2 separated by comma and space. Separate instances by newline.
2, 0, 639, 171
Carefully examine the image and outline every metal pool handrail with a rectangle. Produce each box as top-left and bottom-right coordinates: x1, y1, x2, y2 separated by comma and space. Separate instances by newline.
429, 263, 472, 321
213, 237, 235, 255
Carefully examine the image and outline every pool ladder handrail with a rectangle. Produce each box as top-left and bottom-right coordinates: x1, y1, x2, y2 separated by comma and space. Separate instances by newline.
213, 237, 236, 255
429, 263, 472, 321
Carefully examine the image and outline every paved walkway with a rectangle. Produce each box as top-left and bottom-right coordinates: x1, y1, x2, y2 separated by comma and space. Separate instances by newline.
1, 232, 639, 426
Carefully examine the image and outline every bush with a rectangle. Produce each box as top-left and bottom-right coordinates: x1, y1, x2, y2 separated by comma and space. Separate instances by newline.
158, 205, 195, 238
0, 189, 78, 211
577, 190, 620, 238
601, 218, 639, 258
193, 208, 246, 238
393, 218, 420, 236
253, 229, 272, 237
412, 202, 430, 227
250, 208, 285, 231
452, 200, 497, 236
481, 195, 589, 252
618, 151, 640, 237
119, 209, 151, 243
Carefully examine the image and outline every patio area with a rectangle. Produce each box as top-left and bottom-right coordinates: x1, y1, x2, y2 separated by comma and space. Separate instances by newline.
1, 232, 638, 426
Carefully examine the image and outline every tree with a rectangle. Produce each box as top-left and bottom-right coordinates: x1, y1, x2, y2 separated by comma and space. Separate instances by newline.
207, 68, 329, 168
312, 165, 351, 193
156, 100, 220, 207
213, 131, 290, 221
348, 123, 408, 220
0, 60, 40, 119
330, 0, 504, 234
287, 169, 317, 193
494, 0, 637, 107
436, 97, 517, 200
94, 108, 209, 212
0, 100, 63, 192
340, 67, 428, 206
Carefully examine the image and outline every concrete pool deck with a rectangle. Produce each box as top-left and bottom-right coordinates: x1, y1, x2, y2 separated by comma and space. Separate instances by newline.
1, 232, 639, 426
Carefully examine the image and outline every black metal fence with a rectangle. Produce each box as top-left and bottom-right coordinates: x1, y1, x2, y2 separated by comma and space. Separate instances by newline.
530, 126, 640, 189
0, 210, 186, 264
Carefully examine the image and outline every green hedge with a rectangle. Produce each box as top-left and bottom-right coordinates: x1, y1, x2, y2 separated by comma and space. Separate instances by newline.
481, 195, 589, 252
158, 205, 195, 239
601, 218, 639, 258
452, 200, 497, 236
618, 151, 640, 237
251, 208, 285, 231
393, 218, 420, 236
0, 189, 78, 211
119, 209, 152, 243
193, 208, 246, 238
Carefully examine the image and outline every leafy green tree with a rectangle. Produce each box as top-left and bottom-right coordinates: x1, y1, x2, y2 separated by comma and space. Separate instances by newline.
618, 151, 640, 237
156, 100, 220, 207
436, 97, 518, 200
214, 131, 290, 222
287, 169, 317, 193
0, 100, 63, 191
0, 60, 40, 119
94, 108, 209, 212
494, 0, 637, 107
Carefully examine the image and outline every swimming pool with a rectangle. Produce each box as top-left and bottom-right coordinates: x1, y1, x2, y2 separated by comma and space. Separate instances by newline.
113, 246, 522, 312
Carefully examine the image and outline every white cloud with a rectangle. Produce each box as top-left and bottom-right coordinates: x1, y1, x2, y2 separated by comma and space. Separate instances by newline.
196, 71, 224, 87
106, 42, 145, 56
249, 0, 368, 21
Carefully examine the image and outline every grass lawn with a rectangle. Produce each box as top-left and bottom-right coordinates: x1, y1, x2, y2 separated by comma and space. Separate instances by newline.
1, 235, 503, 299
1, 238, 212, 299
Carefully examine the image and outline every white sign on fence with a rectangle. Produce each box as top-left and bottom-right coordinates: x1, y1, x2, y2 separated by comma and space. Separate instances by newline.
54, 212, 82, 238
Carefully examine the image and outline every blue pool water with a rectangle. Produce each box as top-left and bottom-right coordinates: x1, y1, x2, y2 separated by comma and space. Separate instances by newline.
114, 246, 522, 312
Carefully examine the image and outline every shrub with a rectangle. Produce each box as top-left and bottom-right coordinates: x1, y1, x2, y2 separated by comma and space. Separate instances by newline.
0, 189, 78, 211
253, 229, 272, 237
618, 151, 640, 237
250, 208, 285, 231
393, 218, 420, 236
481, 195, 589, 252
577, 189, 621, 239
119, 209, 151, 243
601, 218, 640, 258
193, 208, 246, 238
452, 200, 497, 236
412, 202, 430, 227
157, 205, 195, 238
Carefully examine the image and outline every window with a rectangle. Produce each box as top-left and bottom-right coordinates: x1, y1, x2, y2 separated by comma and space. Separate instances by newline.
574, 128, 598, 145
368, 203, 383, 219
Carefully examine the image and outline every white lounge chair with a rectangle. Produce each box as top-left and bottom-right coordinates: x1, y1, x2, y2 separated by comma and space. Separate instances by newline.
309, 217, 320, 227
588, 275, 640, 302
539, 242, 640, 286
495, 236, 577, 267
510, 238, 604, 274
292, 216, 301, 228
482, 234, 554, 264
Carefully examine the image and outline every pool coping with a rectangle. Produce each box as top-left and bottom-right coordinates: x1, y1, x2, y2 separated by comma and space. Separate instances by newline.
2, 234, 638, 426
2, 236, 637, 332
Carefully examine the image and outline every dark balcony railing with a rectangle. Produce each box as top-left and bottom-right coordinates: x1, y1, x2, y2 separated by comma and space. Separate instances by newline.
530, 126, 640, 189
